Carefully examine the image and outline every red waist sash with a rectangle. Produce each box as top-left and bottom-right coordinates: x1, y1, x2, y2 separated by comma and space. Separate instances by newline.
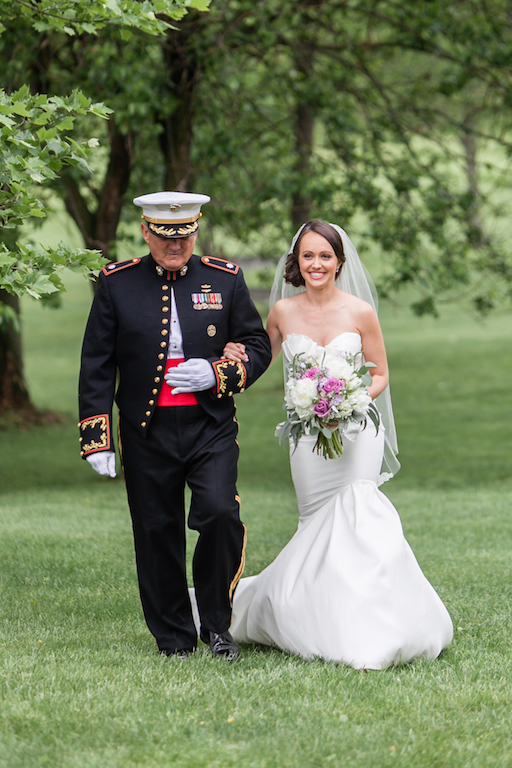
156, 358, 199, 406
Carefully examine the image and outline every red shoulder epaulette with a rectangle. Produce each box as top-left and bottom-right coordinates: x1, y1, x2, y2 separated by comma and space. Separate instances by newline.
102, 258, 141, 276
201, 256, 239, 275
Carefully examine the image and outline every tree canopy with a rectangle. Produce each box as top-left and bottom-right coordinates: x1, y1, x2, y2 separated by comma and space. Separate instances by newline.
4, 1, 512, 317
0, 0, 209, 37
186, 0, 512, 315
0, 0, 209, 324
0, 0, 208, 416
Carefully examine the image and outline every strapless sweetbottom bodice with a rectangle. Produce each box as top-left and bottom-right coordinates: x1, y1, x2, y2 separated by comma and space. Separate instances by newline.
282, 330, 364, 361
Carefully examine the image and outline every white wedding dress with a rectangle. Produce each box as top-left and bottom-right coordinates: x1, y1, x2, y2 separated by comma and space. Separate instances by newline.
226, 332, 453, 669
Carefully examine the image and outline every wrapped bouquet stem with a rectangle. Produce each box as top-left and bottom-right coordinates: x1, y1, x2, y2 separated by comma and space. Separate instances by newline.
275, 349, 380, 459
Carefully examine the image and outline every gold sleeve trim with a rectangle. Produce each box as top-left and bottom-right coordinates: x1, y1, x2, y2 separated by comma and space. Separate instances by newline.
236, 362, 247, 391
212, 359, 248, 397
213, 359, 230, 395
79, 414, 110, 455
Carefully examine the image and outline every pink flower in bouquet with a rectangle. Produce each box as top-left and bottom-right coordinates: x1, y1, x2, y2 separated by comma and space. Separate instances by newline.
313, 398, 331, 418
322, 377, 344, 394
303, 367, 322, 379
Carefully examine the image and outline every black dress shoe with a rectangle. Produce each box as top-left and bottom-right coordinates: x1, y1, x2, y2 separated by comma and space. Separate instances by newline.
200, 629, 240, 661
161, 647, 196, 659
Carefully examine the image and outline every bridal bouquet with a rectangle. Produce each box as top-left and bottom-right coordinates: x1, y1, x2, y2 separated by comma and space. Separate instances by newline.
275, 349, 380, 459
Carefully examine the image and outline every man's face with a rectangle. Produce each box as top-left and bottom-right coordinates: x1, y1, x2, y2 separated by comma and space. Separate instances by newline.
141, 223, 197, 272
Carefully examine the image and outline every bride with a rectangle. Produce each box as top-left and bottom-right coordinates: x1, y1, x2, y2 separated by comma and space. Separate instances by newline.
221, 220, 453, 669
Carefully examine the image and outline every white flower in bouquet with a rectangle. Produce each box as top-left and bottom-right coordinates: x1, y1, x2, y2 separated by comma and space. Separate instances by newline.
288, 378, 317, 412
322, 352, 355, 381
349, 387, 372, 412
333, 399, 354, 419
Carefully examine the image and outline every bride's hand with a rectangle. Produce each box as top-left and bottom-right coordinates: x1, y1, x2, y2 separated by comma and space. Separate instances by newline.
223, 342, 249, 362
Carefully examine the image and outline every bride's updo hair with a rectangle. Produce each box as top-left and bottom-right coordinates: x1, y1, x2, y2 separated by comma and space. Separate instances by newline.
284, 220, 346, 287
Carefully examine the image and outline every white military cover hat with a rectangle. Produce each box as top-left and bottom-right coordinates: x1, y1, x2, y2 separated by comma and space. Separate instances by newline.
133, 191, 211, 239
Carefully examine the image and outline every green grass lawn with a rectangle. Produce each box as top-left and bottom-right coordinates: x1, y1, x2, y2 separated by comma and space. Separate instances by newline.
1, 253, 511, 767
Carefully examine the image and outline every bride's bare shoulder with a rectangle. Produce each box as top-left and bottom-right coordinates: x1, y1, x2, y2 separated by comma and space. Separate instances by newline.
342, 292, 376, 318
268, 295, 302, 319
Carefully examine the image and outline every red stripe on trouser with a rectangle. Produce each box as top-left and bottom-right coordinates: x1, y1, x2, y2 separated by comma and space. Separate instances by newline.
156, 359, 199, 406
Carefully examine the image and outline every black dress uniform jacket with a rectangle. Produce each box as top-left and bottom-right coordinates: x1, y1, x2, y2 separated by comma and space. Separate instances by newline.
78, 252, 272, 453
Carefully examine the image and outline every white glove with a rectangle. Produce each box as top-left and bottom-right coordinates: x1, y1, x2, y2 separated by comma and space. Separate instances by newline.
86, 451, 117, 478
164, 358, 216, 394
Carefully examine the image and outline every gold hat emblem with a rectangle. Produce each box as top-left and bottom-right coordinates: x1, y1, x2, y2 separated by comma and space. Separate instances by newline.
207, 324, 216, 337
169, 203, 181, 211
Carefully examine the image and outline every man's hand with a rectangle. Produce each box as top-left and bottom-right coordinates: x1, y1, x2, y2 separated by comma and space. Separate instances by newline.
86, 451, 117, 478
223, 342, 249, 362
164, 358, 216, 394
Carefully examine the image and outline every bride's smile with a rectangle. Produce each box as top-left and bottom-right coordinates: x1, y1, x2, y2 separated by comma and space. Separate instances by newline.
298, 231, 340, 289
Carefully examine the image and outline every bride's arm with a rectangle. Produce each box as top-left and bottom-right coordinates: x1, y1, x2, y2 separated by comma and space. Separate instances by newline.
223, 301, 285, 364
266, 304, 284, 364
357, 305, 389, 400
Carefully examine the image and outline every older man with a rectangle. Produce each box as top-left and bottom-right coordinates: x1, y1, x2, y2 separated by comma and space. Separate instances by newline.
78, 192, 271, 660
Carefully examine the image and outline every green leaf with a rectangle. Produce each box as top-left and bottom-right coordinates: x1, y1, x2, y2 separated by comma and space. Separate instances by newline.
367, 407, 380, 433
188, 0, 211, 10
0, 254, 17, 267
28, 171, 45, 183
34, 113, 52, 126
104, 0, 122, 15
29, 208, 46, 219
10, 103, 30, 117
88, 103, 113, 119
56, 116, 75, 131
46, 138, 66, 154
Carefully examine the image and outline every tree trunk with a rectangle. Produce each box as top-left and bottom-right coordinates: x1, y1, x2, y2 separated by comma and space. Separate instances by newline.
291, 52, 314, 231
0, 291, 31, 413
461, 118, 484, 242
60, 119, 134, 262
0, 291, 59, 425
0, 224, 38, 423
291, 97, 314, 230
158, 14, 204, 191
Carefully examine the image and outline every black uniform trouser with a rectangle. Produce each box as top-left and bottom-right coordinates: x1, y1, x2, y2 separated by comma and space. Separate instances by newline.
119, 405, 246, 653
